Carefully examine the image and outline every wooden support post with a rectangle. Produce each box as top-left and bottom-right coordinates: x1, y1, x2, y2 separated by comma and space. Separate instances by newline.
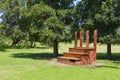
80, 31, 83, 48
86, 30, 89, 48
74, 31, 78, 48
93, 29, 97, 63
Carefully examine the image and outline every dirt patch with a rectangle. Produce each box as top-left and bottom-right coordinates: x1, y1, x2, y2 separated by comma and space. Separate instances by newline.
49, 61, 105, 67
49, 61, 71, 66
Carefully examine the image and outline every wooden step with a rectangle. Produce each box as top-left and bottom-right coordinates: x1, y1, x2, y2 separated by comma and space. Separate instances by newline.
57, 56, 82, 65
63, 52, 88, 58
69, 47, 94, 53
64, 52, 88, 55
58, 56, 81, 61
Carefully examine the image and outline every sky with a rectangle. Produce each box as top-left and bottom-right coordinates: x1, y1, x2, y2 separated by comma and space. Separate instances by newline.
0, 13, 3, 22
74, 0, 82, 5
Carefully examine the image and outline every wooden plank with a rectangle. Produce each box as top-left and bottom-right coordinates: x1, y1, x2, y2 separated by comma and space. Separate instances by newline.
86, 30, 89, 48
69, 47, 94, 53
58, 56, 81, 60
63, 52, 88, 59
74, 31, 78, 48
64, 52, 88, 55
93, 29, 97, 63
57, 57, 82, 65
80, 31, 83, 48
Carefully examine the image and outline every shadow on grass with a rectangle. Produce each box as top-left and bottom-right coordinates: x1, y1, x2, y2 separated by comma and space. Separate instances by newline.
97, 52, 120, 61
0, 48, 6, 52
96, 65, 120, 69
11, 52, 62, 60
0, 46, 51, 52
0, 45, 11, 52
35, 46, 51, 49
11, 52, 120, 60
96, 61, 120, 69
15, 46, 51, 49
96, 53, 120, 69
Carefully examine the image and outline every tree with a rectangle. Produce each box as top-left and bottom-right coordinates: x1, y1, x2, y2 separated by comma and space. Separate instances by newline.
19, 0, 75, 57
27, 0, 75, 57
45, 0, 75, 57
0, 0, 26, 48
0, 0, 75, 57
20, 3, 73, 57
74, 0, 120, 59
95, 0, 120, 59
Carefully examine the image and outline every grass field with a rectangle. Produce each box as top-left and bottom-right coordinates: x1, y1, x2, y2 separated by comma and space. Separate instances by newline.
0, 43, 120, 80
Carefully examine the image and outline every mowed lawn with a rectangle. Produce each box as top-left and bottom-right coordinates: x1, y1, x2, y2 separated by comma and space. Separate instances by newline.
0, 43, 120, 80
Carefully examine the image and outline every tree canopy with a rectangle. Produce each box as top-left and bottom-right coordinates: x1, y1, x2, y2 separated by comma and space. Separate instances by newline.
74, 0, 120, 59
0, 0, 75, 57
0, 0, 120, 58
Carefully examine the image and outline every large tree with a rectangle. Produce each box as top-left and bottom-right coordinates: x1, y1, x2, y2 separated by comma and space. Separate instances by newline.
26, 0, 75, 56
74, 0, 120, 59
0, 0, 75, 57
20, 2, 73, 57
0, 0, 27, 48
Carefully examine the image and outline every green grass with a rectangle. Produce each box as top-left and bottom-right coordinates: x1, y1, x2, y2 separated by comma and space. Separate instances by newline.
0, 43, 120, 80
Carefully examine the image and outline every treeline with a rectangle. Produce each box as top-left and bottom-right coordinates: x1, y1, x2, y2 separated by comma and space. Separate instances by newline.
0, 0, 120, 59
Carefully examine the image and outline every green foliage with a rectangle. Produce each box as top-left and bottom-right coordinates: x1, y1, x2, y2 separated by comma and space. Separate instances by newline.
19, 3, 73, 47
0, 0, 74, 48
57, 9, 74, 25
19, 3, 55, 31
39, 29, 55, 46
16, 40, 31, 48
95, 0, 120, 44
44, 16, 64, 38
0, 0, 26, 47
114, 27, 120, 44
43, 0, 75, 9
30, 3, 56, 27
19, 3, 58, 46
74, 0, 120, 44
0, 33, 10, 48
0, 24, 11, 48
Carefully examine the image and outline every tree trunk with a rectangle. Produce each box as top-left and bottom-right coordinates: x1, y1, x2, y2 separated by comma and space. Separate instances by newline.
11, 41, 17, 48
107, 43, 112, 60
11, 37, 22, 48
54, 39, 58, 57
